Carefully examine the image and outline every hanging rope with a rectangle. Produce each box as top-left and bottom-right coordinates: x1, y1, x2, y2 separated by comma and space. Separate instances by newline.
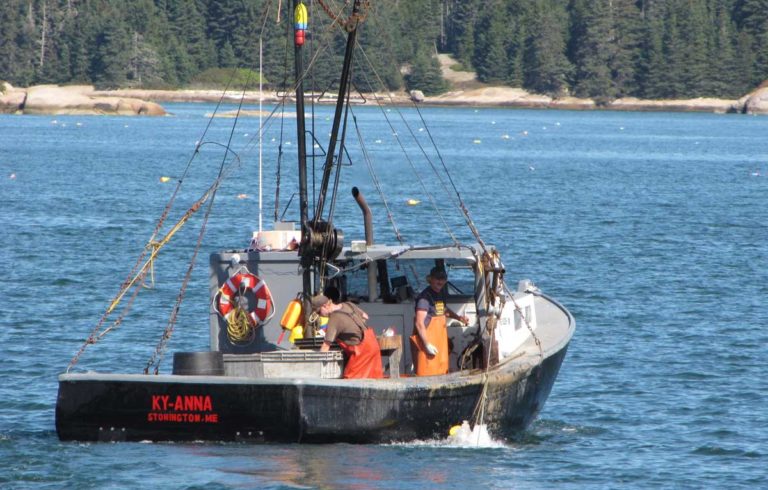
144, 72, 254, 375
316, 0, 371, 31
226, 307, 256, 345
65, 76, 244, 372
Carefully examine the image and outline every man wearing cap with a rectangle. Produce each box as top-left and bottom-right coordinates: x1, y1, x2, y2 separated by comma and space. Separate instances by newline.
312, 294, 383, 379
411, 266, 469, 376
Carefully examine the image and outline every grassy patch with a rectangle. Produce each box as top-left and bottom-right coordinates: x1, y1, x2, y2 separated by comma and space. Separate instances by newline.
188, 68, 266, 90
450, 63, 473, 72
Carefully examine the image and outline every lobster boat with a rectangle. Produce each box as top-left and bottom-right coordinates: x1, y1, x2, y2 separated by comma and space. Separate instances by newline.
55, 0, 574, 443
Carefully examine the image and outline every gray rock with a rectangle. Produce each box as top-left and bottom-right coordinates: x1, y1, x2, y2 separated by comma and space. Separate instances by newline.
741, 86, 768, 115
410, 90, 425, 103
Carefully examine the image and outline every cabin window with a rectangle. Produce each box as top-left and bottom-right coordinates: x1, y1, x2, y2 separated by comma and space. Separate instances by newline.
342, 262, 376, 302
514, 305, 532, 331
389, 258, 475, 298
443, 260, 475, 297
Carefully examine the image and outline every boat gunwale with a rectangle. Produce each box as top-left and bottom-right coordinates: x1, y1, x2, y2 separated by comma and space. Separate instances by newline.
58, 292, 574, 390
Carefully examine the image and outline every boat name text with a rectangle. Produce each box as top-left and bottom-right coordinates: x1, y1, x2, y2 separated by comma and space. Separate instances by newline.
147, 395, 218, 424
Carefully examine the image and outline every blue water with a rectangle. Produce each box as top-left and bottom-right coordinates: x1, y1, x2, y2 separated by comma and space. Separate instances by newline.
2, 103, 767, 489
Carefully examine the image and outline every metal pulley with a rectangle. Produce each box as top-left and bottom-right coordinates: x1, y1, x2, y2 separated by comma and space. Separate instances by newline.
303, 219, 344, 261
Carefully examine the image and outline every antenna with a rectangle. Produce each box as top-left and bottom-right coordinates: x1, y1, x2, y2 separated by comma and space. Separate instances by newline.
258, 36, 263, 232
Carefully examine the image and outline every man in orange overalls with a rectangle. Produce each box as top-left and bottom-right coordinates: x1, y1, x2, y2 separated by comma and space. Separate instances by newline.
312, 294, 383, 379
411, 266, 469, 376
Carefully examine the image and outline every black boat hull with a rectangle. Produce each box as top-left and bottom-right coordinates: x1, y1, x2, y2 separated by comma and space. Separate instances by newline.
56, 344, 568, 443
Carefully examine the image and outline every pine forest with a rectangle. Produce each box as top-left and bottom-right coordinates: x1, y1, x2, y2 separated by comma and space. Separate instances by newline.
1, 0, 767, 100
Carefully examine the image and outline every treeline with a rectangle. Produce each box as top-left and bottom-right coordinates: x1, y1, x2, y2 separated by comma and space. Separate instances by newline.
1, 0, 767, 100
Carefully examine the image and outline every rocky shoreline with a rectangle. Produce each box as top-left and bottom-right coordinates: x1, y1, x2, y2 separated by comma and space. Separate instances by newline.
0, 83, 166, 116
2, 81, 767, 116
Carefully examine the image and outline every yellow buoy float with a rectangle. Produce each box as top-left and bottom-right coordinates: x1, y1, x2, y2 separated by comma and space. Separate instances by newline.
159, 176, 171, 183
289, 324, 304, 343
406, 199, 420, 206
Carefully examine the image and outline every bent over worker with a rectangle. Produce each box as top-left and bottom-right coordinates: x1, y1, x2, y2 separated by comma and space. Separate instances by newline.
311, 294, 383, 379
411, 266, 469, 376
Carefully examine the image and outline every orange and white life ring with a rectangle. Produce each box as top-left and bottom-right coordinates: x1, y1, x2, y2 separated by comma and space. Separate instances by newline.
217, 272, 273, 325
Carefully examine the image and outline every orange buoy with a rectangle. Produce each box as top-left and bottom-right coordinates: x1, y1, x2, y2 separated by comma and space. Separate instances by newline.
280, 297, 302, 330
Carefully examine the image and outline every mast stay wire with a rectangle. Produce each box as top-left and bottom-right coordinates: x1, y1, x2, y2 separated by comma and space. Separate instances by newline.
318, 71, 355, 288
350, 109, 404, 244
313, 0, 460, 246
353, 38, 488, 250
349, 53, 459, 246
69, 1, 348, 370
412, 103, 488, 252
144, 0, 287, 374
145, 70, 258, 374
66, 64, 259, 371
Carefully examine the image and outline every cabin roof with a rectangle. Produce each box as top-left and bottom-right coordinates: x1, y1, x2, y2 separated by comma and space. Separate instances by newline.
338, 243, 485, 263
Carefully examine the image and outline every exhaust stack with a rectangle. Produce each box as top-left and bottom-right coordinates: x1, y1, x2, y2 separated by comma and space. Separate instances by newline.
352, 187, 377, 301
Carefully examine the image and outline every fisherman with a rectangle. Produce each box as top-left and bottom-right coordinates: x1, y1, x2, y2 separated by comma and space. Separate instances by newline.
312, 294, 383, 379
411, 266, 469, 376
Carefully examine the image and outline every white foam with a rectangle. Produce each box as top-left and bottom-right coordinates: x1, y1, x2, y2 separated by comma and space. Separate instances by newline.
445, 422, 505, 448
390, 422, 507, 449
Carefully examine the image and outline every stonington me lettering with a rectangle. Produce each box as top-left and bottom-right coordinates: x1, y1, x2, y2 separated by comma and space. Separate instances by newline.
147, 395, 218, 423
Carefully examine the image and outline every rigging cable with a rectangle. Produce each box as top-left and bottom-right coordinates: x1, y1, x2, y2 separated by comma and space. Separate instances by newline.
350, 110, 404, 243
412, 103, 488, 252
144, 1, 277, 373
352, 46, 459, 245
144, 92, 251, 375
66, 72, 249, 372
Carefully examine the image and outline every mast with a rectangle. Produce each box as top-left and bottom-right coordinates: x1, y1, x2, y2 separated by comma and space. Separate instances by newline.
293, 0, 313, 305
294, 0, 365, 332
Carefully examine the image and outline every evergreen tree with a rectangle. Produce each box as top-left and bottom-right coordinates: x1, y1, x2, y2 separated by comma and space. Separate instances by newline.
353, 2, 403, 92
65, 6, 95, 84
523, 0, 572, 96
735, 0, 768, 87
610, 0, 644, 97
405, 48, 448, 95
638, 1, 677, 99
676, 0, 710, 96
5, 0, 39, 86
473, 1, 510, 84
445, 0, 477, 67
568, 0, 615, 99
709, 2, 742, 97
91, 7, 132, 88
0, 0, 764, 99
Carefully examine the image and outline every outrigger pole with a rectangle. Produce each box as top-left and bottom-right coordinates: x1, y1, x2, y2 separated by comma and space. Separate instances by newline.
293, 0, 313, 314
313, 0, 363, 222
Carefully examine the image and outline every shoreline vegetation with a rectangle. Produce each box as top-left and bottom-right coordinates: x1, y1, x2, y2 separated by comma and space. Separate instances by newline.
3, 54, 768, 117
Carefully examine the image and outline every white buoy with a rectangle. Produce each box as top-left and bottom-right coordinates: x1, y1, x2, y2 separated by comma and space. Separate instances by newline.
447, 421, 502, 447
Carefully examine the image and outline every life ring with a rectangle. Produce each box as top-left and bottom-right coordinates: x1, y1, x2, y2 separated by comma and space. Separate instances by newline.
217, 272, 273, 325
